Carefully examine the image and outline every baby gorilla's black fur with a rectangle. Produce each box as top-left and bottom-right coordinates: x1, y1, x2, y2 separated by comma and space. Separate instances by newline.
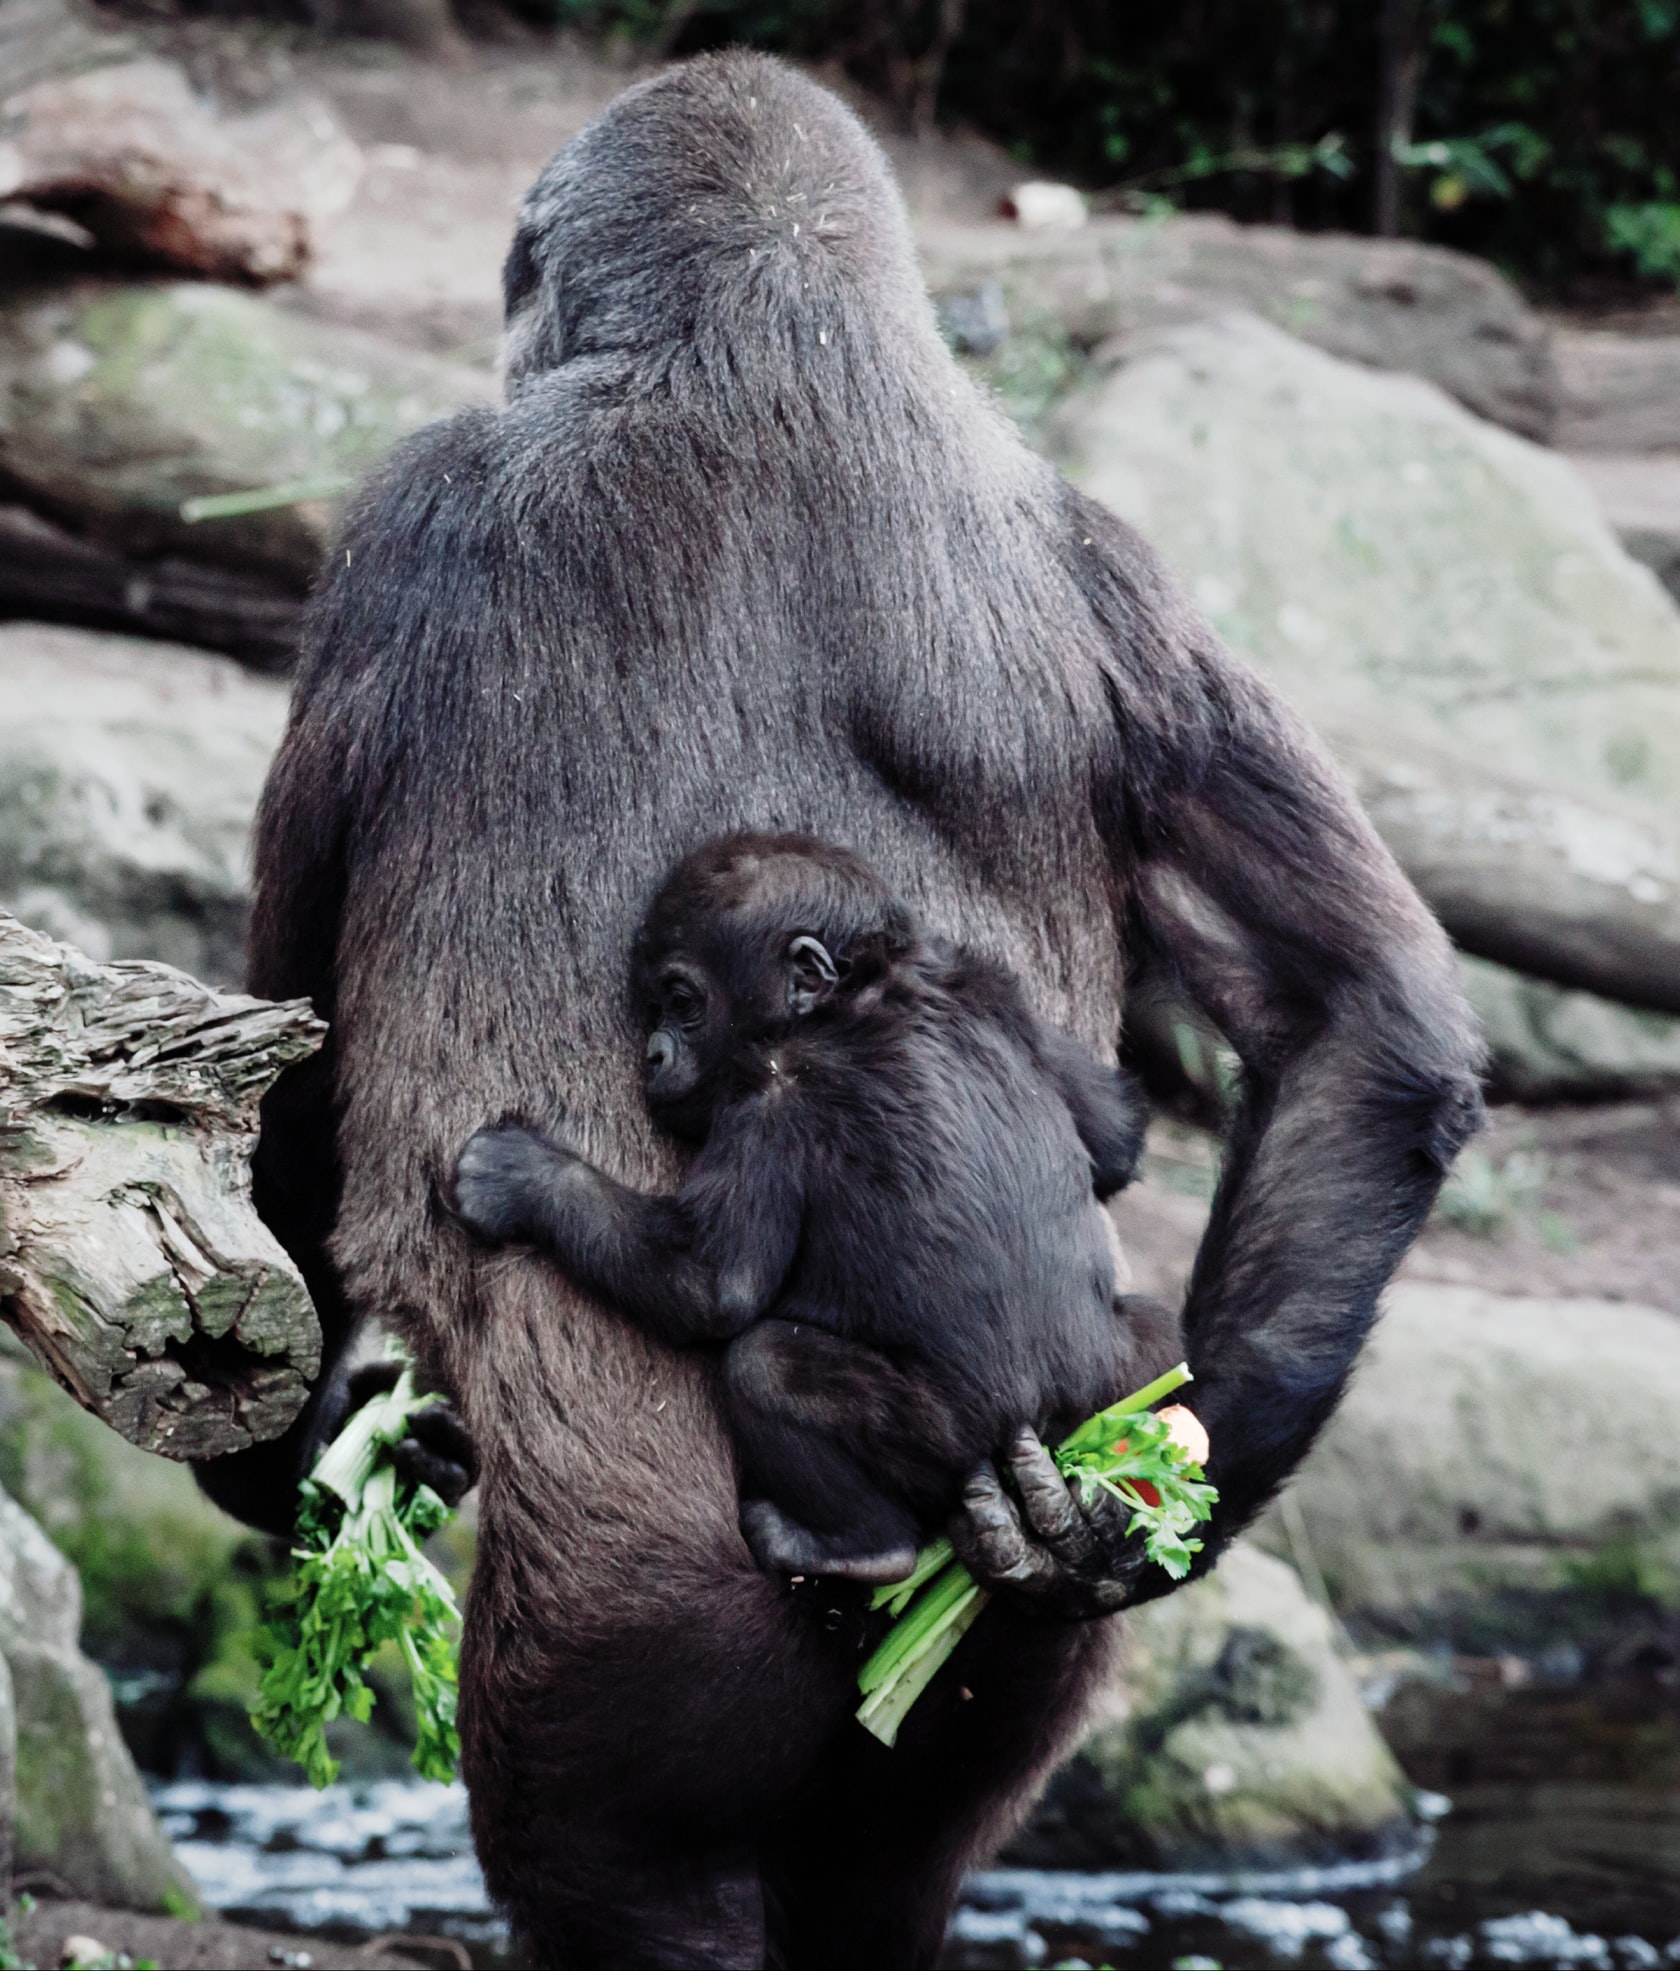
452, 833, 1179, 1582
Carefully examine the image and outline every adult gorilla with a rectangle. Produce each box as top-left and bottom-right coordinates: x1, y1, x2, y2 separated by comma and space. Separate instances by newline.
199, 51, 1481, 1971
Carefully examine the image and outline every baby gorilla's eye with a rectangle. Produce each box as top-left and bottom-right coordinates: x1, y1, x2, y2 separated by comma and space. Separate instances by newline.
663, 979, 705, 1028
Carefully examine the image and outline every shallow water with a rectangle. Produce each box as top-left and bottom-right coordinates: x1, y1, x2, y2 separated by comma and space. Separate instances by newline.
152, 1671, 1680, 1970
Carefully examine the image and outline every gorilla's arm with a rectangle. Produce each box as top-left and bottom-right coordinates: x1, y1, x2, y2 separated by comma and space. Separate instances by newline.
953, 499, 1483, 1613
192, 444, 485, 1537
451, 1105, 805, 1347
949, 962, 1145, 1198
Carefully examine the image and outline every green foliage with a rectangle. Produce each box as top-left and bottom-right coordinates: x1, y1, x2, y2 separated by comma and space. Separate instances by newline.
1560, 1535, 1680, 1609
550, 0, 1680, 293
0, 1905, 27, 1971
252, 1366, 462, 1787
1605, 202, 1680, 282
1432, 1146, 1547, 1237
1057, 1402, 1218, 1581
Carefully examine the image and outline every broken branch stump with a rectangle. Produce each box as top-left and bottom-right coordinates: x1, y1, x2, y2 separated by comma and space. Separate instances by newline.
0, 911, 324, 1459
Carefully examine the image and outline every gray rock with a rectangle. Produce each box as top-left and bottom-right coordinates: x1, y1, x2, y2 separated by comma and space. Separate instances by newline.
921, 210, 1556, 438
1253, 1282, 1680, 1645
1567, 452, 1680, 606
1554, 328, 1680, 454
1464, 953, 1680, 1100
0, 1647, 13, 1896
0, 1481, 196, 1913
10, 1641, 196, 1912
0, 279, 493, 591
1010, 1544, 1411, 1870
0, 1481, 81, 1655
1056, 314, 1680, 814
0, 0, 134, 100
1053, 314, 1680, 1011
0, 621, 288, 987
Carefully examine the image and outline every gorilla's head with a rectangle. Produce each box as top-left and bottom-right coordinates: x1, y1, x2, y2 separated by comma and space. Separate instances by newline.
500, 52, 935, 392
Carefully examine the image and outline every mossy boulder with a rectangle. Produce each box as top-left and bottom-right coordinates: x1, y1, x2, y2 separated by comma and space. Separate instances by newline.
0, 1480, 196, 1912
9, 1638, 197, 1912
0, 1335, 256, 1667
0, 622, 287, 987
0, 280, 493, 590
1010, 1544, 1411, 1870
925, 209, 1555, 439
1054, 313, 1680, 818
0, 1648, 13, 1892
1251, 1282, 1680, 1647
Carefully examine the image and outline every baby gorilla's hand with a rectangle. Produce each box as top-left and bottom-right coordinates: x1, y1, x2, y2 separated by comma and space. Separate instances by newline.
449, 1119, 565, 1245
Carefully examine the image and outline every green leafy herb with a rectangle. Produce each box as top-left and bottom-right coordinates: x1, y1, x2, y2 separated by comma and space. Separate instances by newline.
251, 1355, 462, 1787
856, 1363, 1216, 1747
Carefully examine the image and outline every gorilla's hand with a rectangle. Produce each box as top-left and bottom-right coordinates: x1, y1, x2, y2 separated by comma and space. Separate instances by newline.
948, 1427, 1151, 1619
342, 1361, 480, 1510
449, 1119, 570, 1245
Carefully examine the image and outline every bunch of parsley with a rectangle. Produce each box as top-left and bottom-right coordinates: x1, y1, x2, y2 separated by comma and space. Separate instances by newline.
251, 1355, 462, 1787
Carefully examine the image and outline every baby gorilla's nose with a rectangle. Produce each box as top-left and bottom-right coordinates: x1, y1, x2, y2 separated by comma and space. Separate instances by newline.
646, 1030, 677, 1072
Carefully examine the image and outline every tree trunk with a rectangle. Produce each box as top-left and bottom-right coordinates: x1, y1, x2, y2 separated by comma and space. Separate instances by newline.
1327, 720, 1680, 1017
1373, 0, 1420, 237
0, 912, 324, 1460
0, 506, 301, 673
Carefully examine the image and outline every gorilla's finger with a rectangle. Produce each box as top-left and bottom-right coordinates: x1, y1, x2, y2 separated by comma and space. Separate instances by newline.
1004, 1428, 1100, 1570
343, 1360, 403, 1410
948, 1463, 1058, 1597
390, 1436, 476, 1510
409, 1401, 480, 1488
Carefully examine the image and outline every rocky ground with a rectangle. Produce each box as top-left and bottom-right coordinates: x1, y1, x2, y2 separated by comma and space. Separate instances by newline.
1120, 1100, 1680, 1319
11, 1895, 440, 1968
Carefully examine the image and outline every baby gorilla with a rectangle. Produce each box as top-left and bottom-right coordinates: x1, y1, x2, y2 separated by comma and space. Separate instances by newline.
451, 833, 1180, 1583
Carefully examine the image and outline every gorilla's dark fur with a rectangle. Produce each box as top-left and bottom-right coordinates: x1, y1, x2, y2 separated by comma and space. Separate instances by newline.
450, 831, 1177, 1586
199, 50, 1483, 1970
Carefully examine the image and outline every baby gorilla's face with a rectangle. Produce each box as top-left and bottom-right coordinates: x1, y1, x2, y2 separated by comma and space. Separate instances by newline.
638, 925, 842, 1140
642, 961, 720, 1139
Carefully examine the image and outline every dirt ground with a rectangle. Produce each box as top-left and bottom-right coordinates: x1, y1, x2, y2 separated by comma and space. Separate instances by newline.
116, 10, 1022, 366
1114, 1098, 1680, 1320
10, 1895, 447, 1969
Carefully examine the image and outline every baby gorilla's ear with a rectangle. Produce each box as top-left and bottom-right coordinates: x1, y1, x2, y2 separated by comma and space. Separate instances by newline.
786, 934, 840, 1016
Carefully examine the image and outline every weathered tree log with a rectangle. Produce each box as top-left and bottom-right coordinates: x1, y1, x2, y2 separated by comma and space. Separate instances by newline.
1325, 719, 1680, 1017
0, 58, 363, 284
0, 911, 323, 1460
0, 505, 301, 671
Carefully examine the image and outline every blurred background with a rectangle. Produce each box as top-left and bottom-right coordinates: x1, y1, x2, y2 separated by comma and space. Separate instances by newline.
2, 3, 1679, 1968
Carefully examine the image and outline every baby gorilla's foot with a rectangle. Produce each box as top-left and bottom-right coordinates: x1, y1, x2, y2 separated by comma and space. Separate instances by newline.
739, 1498, 917, 1585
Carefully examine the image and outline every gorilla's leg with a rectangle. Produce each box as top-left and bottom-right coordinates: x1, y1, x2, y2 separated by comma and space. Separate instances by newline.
723, 1322, 964, 1582
764, 1602, 1121, 1969
493, 1830, 765, 1971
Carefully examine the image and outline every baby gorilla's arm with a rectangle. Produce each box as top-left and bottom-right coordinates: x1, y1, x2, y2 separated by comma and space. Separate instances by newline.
450, 1120, 727, 1344
1031, 1025, 1149, 1199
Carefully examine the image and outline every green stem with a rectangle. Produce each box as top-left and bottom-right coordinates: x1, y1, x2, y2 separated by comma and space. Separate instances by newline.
1056, 1361, 1192, 1458
180, 476, 353, 523
857, 1582, 987, 1747
858, 1561, 979, 1694
869, 1537, 954, 1616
